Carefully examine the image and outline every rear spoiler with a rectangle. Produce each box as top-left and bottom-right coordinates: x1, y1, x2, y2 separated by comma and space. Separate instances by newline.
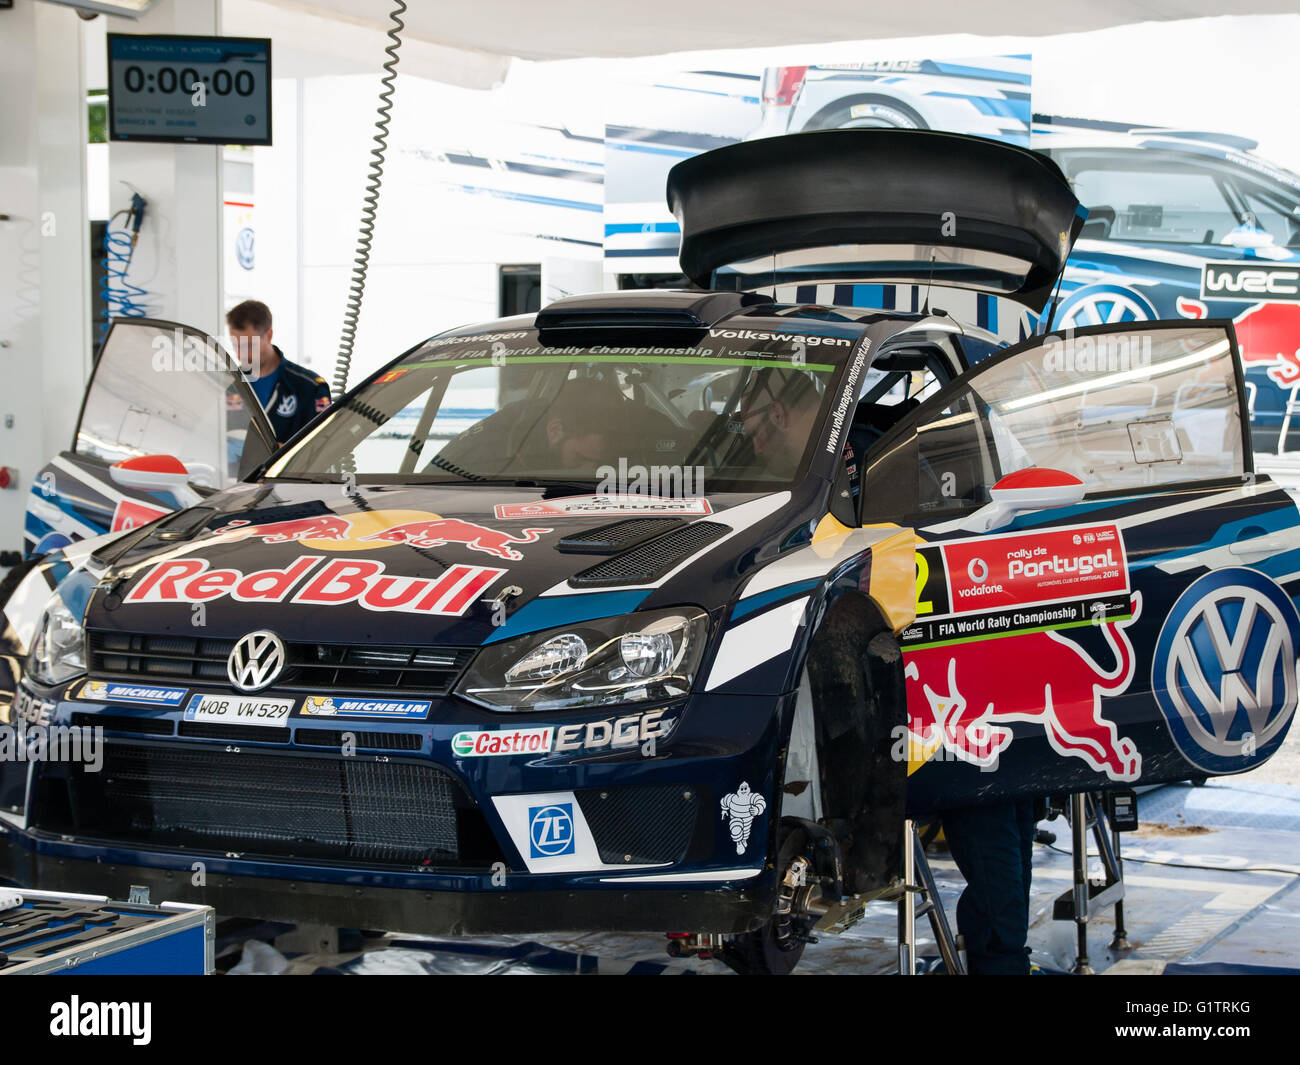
666, 129, 1086, 311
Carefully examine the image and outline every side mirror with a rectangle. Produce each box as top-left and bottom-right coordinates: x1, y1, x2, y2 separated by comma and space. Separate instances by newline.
109, 455, 202, 510
959, 467, 1085, 533
110, 454, 190, 492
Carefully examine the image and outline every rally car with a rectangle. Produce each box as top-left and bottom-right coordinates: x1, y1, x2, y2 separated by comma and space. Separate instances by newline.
748, 57, 1031, 145
2, 129, 1298, 975
1034, 115, 1300, 464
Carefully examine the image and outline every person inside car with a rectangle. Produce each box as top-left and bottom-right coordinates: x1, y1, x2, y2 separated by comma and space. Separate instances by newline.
431, 375, 627, 479
226, 299, 331, 444
737, 367, 822, 478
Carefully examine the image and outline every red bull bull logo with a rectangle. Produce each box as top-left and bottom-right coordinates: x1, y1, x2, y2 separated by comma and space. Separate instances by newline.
361, 519, 551, 560
1232, 302, 1300, 387
218, 516, 352, 543
904, 594, 1142, 781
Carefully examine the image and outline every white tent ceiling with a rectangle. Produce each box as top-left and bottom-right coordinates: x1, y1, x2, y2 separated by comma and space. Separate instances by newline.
261, 0, 1300, 61
222, 1, 1300, 87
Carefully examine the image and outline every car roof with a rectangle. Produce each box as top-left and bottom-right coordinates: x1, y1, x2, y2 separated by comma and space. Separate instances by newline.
426, 288, 983, 348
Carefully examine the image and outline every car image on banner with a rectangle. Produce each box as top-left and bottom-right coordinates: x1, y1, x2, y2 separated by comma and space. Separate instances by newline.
1036, 115, 1300, 477
2, 129, 1298, 975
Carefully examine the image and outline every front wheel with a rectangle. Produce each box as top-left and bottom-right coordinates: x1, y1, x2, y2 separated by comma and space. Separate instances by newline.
721, 821, 814, 975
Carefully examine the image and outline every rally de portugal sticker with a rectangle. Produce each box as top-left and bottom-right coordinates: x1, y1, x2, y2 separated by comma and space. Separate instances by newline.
906, 522, 1130, 647
1152, 567, 1300, 774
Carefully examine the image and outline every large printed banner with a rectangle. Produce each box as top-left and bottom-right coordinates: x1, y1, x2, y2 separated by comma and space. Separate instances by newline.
603, 56, 1033, 281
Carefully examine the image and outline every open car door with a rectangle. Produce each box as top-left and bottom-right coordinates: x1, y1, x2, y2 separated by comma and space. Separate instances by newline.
859, 320, 1300, 808
23, 317, 277, 557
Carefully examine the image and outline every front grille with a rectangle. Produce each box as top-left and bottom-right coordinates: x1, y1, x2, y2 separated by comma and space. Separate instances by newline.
29, 742, 498, 868
570, 521, 729, 587
178, 721, 291, 743
576, 784, 699, 865
87, 631, 474, 694
71, 712, 174, 736
295, 728, 423, 752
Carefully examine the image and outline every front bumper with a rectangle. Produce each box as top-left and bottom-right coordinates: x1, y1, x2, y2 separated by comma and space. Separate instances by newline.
0, 830, 773, 935
0, 679, 790, 934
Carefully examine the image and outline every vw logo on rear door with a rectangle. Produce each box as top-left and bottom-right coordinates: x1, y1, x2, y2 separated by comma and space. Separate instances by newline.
227, 630, 287, 693
1152, 568, 1300, 774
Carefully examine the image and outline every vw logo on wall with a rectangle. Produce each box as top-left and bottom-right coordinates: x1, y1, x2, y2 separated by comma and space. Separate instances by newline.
227, 630, 287, 693
236, 226, 255, 271
1152, 568, 1300, 774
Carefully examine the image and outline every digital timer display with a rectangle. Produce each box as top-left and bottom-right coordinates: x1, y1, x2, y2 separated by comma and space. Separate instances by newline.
107, 34, 271, 146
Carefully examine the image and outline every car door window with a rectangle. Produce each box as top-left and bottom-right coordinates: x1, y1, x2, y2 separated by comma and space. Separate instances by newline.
861, 324, 1246, 523
1060, 154, 1239, 244
75, 320, 274, 487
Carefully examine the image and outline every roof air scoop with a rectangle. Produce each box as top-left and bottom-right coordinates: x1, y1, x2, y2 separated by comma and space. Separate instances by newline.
666, 129, 1086, 311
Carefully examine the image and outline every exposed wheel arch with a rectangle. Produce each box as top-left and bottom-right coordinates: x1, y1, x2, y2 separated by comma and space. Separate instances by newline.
785, 590, 907, 894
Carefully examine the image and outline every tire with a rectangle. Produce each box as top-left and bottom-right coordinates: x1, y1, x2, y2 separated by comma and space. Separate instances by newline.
803, 96, 928, 132
720, 821, 813, 976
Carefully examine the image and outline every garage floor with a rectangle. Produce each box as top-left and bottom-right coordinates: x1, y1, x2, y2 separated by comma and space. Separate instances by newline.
216, 769, 1300, 975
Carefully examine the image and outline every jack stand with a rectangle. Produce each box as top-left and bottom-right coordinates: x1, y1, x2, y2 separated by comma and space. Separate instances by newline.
1053, 792, 1128, 973
895, 819, 965, 975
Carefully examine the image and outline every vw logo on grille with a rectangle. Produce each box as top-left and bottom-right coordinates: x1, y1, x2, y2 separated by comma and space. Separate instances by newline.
227, 630, 287, 693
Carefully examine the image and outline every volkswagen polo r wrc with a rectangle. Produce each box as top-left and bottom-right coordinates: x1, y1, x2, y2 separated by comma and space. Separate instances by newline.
2, 129, 1298, 974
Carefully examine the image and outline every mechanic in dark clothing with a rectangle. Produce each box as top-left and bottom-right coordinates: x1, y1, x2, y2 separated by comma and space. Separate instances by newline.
942, 799, 1039, 974
225, 299, 331, 444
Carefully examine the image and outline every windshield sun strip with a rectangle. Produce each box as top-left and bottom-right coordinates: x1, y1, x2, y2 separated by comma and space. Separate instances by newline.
399, 355, 837, 372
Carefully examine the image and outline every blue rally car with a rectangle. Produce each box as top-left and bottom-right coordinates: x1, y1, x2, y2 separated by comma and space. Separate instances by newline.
2, 129, 1298, 974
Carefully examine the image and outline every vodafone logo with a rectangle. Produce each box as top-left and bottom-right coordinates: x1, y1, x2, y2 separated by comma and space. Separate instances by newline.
124, 555, 505, 617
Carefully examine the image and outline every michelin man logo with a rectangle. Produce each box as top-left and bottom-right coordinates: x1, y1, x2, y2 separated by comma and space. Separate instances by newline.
720, 781, 767, 855
303, 696, 338, 716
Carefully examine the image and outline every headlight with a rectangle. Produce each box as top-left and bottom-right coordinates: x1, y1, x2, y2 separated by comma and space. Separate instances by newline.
458, 607, 710, 712
28, 595, 87, 686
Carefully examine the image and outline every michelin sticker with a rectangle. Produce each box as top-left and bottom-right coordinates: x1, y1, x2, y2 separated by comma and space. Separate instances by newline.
1152, 567, 1300, 774
720, 782, 767, 855
76, 680, 188, 708
301, 696, 432, 720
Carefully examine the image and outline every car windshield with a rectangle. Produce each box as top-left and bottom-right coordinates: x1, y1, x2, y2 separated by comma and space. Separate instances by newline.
265, 325, 861, 492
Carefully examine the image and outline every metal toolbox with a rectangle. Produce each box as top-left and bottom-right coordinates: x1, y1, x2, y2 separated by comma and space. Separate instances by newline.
0, 887, 213, 975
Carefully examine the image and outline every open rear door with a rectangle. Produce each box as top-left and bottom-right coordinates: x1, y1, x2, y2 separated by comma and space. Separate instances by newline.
24, 318, 276, 556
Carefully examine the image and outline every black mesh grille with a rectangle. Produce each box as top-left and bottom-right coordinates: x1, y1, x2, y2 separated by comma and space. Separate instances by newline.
295, 728, 423, 752
71, 713, 174, 737
86, 631, 473, 693
557, 518, 684, 554
31, 742, 476, 867
177, 721, 292, 743
569, 522, 728, 587
576, 784, 698, 865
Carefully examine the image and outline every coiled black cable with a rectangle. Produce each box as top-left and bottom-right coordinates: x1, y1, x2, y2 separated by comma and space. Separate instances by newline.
333, 0, 406, 397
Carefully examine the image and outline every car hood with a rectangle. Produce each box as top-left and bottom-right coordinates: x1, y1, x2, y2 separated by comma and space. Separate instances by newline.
85, 483, 797, 647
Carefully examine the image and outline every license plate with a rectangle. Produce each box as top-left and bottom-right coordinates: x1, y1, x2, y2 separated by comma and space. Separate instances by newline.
183, 693, 295, 727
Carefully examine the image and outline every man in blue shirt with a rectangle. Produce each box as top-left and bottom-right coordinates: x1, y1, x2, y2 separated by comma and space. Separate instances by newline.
225, 300, 331, 444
